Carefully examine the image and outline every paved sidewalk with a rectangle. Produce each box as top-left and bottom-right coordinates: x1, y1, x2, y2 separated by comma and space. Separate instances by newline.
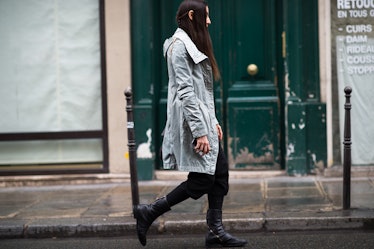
1, 176, 374, 239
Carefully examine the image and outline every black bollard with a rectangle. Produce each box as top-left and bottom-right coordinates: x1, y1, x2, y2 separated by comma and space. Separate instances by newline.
343, 86, 352, 210
125, 88, 139, 208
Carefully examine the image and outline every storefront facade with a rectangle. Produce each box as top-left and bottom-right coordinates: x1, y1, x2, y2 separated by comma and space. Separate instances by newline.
0, 0, 373, 178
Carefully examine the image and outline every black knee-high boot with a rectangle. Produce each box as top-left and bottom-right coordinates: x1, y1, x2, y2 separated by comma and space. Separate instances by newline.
206, 209, 248, 248
133, 196, 171, 246
133, 183, 190, 246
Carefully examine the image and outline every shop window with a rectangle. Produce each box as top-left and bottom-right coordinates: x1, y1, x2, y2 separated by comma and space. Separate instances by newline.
0, 0, 107, 174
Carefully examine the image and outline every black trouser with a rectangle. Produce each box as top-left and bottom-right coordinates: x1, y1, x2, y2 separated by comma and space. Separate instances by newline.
166, 145, 229, 207
186, 145, 229, 199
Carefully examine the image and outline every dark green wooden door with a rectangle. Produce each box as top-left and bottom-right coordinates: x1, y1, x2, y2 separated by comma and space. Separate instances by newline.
156, 0, 284, 170
132, 0, 323, 175
210, 0, 283, 169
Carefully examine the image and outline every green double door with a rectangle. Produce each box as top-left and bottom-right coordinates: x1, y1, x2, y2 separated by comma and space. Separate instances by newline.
157, 0, 285, 170
132, 0, 324, 176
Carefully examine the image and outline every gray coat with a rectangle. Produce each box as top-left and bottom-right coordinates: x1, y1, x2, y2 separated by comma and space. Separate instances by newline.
162, 28, 219, 175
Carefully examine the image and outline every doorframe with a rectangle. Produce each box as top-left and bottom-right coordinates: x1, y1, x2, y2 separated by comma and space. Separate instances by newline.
282, 0, 326, 175
130, 0, 325, 176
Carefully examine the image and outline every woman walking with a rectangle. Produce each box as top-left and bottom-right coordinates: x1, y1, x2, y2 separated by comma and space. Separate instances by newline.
133, 0, 248, 247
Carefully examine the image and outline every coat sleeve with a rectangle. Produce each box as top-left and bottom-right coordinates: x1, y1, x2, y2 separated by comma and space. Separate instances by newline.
171, 41, 208, 138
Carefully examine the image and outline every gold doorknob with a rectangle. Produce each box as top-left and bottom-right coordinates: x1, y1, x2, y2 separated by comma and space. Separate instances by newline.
247, 64, 258, 76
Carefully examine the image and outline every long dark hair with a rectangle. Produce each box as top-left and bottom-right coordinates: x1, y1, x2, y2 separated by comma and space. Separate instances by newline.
176, 0, 220, 81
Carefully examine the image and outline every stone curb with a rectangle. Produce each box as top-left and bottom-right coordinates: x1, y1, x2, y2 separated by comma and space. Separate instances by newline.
1, 214, 374, 239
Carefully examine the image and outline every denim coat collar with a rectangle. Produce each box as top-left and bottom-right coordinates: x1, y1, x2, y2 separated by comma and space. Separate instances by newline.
163, 28, 208, 64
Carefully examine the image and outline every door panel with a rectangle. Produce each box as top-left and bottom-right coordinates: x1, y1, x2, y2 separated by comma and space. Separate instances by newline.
226, 1, 275, 83
226, 80, 279, 169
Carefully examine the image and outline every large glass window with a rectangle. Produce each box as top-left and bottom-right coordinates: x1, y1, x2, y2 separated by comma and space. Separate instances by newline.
0, 0, 107, 173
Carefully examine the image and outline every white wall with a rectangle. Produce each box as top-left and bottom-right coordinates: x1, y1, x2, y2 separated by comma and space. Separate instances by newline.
319, 0, 333, 167
105, 0, 131, 173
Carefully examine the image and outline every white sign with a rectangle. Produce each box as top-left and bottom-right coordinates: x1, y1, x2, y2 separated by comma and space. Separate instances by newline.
335, 0, 374, 164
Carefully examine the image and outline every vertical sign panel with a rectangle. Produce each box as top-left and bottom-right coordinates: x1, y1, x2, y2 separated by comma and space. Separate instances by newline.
332, 0, 374, 165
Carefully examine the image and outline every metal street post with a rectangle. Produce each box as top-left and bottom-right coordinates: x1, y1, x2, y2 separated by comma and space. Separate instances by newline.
343, 86, 352, 210
125, 88, 139, 207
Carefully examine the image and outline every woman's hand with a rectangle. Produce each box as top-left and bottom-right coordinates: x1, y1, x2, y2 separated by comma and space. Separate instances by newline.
195, 135, 211, 155
194, 124, 222, 155
217, 124, 223, 141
